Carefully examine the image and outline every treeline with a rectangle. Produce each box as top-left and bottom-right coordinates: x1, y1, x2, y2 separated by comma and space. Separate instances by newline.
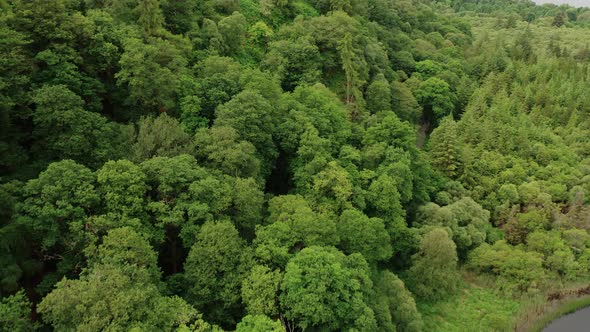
1, 0, 590, 331
443, 0, 590, 25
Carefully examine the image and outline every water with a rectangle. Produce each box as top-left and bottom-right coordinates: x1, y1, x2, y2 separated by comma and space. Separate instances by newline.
543, 306, 590, 332
533, 0, 590, 7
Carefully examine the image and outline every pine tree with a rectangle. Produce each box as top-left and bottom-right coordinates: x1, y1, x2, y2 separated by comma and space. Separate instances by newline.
340, 33, 356, 106
135, 0, 164, 35
428, 116, 462, 179
339, 33, 365, 119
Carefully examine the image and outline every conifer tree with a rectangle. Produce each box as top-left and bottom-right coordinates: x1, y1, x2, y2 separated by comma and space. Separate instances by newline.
339, 33, 365, 119
135, 0, 164, 35
428, 117, 462, 179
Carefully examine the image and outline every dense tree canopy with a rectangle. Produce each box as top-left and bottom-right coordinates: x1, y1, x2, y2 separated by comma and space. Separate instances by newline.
2, 0, 590, 331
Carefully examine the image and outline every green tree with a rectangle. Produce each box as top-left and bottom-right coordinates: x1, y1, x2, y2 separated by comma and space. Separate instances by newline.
218, 12, 247, 55
512, 29, 535, 62
366, 73, 391, 114
15, 160, 98, 291
416, 197, 490, 256
235, 315, 283, 332
391, 81, 422, 123
194, 126, 261, 180
249, 21, 274, 46
38, 264, 199, 331
415, 77, 456, 120
139, 155, 212, 265
310, 160, 355, 213
0, 290, 35, 331
279, 83, 351, 154
199, 18, 225, 54
428, 117, 462, 178
263, 37, 321, 91
254, 195, 338, 268
0, 9, 31, 173
31, 85, 129, 168
96, 160, 149, 220
214, 90, 278, 176
415, 60, 443, 79
130, 113, 194, 162
184, 220, 250, 326
86, 227, 161, 282
280, 246, 377, 331
135, 0, 164, 35
193, 56, 242, 121
363, 113, 416, 155
116, 37, 189, 113
407, 228, 459, 301
337, 209, 392, 263
469, 241, 546, 294
241, 265, 282, 316
372, 271, 423, 332
339, 33, 366, 118
366, 173, 405, 223
552, 11, 566, 27
161, 0, 197, 34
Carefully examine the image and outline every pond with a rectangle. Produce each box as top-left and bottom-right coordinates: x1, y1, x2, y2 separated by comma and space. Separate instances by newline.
543, 306, 590, 332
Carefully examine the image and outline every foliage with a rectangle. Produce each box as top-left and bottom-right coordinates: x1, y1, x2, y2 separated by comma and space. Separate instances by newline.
279, 246, 377, 331
407, 228, 460, 301
0, 290, 35, 331
2, 0, 590, 331
184, 221, 250, 326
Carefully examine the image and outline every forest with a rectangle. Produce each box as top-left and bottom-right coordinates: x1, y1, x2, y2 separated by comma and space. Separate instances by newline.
1, 0, 590, 331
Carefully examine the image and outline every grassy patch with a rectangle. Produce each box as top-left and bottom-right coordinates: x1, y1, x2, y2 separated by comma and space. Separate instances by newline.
418, 285, 520, 332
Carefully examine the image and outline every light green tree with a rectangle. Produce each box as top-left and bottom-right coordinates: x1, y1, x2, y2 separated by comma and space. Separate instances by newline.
0, 290, 35, 331
407, 228, 459, 301
415, 77, 456, 120
184, 221, 250, 326
372, 271, 423, 332
235, 315, 283, 332
130, 113, 194, 162
337, 209, 392, 263
241, 265, 282, 316
135, 0, 164, 35
280, 246, 377, 331
366, 74, 391, 114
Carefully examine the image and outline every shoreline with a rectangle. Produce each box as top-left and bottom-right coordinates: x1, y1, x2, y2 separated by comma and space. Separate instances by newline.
514, 285, 590, 332
528, 296, 590, 332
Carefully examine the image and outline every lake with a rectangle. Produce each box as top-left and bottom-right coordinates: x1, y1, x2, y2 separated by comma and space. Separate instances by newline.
543, 306, 590, 332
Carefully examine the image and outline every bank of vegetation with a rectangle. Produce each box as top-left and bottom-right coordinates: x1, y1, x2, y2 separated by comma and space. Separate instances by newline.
1, 0, 590, 331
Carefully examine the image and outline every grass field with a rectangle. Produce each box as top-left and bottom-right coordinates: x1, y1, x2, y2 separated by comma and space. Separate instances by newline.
418, 276, 590, 332
418, 285, 520, 332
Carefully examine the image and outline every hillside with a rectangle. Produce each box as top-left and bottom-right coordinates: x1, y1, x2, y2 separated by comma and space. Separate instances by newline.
1, 0, 590, 331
